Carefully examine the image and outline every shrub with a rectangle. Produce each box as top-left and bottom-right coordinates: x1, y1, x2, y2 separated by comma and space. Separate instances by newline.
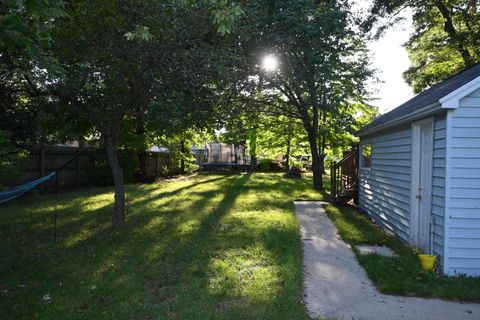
285, 160, 303, 178
184, 161, 199, 174
285, 166, 302, 179
258, 158, 285, 172
180, 153, 200, 174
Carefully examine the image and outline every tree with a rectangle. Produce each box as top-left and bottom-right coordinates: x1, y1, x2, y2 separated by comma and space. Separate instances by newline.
47, 1, 159, 227
45, 0, 235, 227
368, 0, 480, 93
222, 113, 308, 170
254, 116, 307, 170
155, 129, 213, 174
231, 0, 372, 189
221, 105, 262, 167
319, 102, 378, 163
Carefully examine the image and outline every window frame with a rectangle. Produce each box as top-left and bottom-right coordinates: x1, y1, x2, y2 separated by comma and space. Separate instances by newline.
360, 143, 372, 170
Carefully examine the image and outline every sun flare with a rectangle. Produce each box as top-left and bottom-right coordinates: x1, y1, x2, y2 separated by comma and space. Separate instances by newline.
262, 54, 279, 72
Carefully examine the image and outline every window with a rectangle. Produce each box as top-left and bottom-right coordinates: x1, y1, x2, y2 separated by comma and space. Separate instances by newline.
361, 144, 371, 169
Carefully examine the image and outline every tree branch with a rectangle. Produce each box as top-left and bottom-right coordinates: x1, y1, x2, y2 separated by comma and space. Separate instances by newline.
434, 0, 474, 66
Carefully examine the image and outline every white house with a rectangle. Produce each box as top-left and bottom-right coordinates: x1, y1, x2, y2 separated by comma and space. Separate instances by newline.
356, 64, 480, 276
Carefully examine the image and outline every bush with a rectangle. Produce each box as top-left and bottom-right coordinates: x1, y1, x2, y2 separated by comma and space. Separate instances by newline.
257, 158, 285, 172
87, 150, 140, 186
285, 160, 303, 179
184, 161, 199, 174
285, 166, 302, 179
180, 153, 200, 174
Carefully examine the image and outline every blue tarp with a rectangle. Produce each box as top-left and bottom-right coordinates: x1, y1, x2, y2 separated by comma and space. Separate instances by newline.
0, 172, 55, 204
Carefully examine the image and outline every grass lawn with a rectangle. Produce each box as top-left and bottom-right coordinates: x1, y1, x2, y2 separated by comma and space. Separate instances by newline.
0, 173, 325, 320
325, 205, 480, 302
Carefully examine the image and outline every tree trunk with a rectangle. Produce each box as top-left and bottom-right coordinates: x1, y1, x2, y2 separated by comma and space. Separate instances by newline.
249, 127, 258, 169
319, 153, 326, 174
285, 135, 292, 171
136, 122, 146, 180
307, 131, 323, 190
138, 152, 146, 180
298, 104, 323, 190
105, 134, 126, 228
180, 140, 185, 174
319, 134, 327, 174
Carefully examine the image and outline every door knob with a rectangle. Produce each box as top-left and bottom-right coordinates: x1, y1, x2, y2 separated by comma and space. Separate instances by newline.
416, 194, 422, 200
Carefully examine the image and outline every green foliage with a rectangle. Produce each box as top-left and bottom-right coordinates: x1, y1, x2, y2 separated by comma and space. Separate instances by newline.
257, 158, 284, 172
184, 161, 200, 174
211, 0, 244, 35
0, 1, 66, 147
0, 0, 66, 60
0, 130, 28, 189
155, 129, 212, 174
321, 102, 378, 160
289, 159, 304, 170
256, 116, 308, 159
404, 0, 480, 92
124, 25, 154, 42
40, 0, 234, 223
221, 110, 261, 159
46, 0, 231, 145
369, 0, 480, 93
226, 0, 373, 188
0, 0, 256, 227
221, 113, 310, 164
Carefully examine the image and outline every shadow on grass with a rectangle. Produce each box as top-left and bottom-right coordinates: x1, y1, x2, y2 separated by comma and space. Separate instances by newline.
128, 174, 229, 207
0, 173, 313, 319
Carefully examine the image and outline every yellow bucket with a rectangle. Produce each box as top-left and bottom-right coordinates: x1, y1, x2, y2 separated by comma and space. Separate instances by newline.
418, 254, 436, 271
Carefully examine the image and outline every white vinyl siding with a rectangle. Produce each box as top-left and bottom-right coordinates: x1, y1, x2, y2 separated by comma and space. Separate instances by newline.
447, 87, 480, 276
432, 113, 446, 264
359, 125, 412, 242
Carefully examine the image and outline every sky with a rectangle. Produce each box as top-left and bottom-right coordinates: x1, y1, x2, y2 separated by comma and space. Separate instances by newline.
366, 8, 415, 114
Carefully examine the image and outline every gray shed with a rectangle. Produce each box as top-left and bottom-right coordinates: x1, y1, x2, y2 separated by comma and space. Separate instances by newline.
356, 64, 480, 276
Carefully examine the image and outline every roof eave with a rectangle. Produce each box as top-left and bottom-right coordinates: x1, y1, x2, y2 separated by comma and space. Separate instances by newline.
357, 73, 480, 138
439, 74, 480, 108
355, 102, 443, 137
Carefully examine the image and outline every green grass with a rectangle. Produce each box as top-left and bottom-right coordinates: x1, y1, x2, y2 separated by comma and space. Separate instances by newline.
325, 205, 480, 302
0, 173, 325, 320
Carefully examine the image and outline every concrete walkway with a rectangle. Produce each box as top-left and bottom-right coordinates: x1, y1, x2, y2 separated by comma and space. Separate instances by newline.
295, 201, 480, 320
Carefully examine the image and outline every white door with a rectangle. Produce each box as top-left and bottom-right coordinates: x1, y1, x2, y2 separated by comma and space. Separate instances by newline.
411, 119, 433, 252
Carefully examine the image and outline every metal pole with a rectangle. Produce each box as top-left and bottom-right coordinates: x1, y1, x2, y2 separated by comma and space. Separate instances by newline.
54, 171, 58, 242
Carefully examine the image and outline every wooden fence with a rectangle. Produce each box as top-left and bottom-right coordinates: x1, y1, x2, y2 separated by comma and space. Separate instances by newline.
20, 145, 94, 190
17, 146, 182, 191
143, 151, 180, 177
